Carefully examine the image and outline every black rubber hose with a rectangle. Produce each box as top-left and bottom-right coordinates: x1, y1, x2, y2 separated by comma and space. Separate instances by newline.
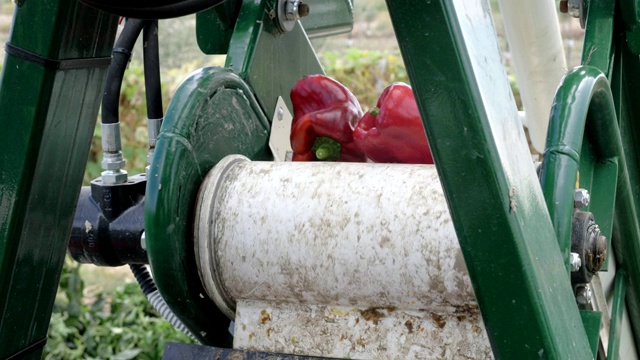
129, 264, 196, 339
102, 19, 146, 125
81, 0, 226, 20
143, 20, 163, 120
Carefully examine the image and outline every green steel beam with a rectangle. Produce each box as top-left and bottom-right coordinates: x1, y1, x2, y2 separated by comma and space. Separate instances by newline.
579, 310, 603, 358
610, 33, 640, 355
609, 271, 627, 359
386, 0, 592, 358
581, 12, 640, 352
0, 1, 118, 358
582, 0, 616, 74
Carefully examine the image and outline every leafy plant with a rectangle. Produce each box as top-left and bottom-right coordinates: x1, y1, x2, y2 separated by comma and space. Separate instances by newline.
45, 258, 194, 359
322, 48, 409, 109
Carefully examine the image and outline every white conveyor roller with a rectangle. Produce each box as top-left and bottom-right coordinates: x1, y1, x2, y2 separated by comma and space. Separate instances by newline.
194, 155, 491, 359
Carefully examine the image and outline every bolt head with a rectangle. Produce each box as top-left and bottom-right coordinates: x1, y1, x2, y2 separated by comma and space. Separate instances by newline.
575, 284, 592, 306
574, 188, 590, 208
569, 252, 581, 272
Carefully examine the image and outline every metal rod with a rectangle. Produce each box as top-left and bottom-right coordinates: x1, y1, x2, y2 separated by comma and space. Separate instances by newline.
497, 0, 568, 153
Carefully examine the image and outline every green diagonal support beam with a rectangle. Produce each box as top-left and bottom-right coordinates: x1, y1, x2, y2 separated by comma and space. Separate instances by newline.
386, 0, 592, 357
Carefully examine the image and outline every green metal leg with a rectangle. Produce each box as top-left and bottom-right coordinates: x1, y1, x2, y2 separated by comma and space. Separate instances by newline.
386, 0, 592, 358
0, 2, 117, 358
609, 271, 627, 359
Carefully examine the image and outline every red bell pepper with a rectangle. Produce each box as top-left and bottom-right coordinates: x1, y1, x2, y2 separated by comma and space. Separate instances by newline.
353, 83, 434, 164
289, 75, 367, 162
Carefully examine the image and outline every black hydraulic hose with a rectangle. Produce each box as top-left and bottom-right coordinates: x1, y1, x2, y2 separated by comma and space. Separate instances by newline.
129, 264, 196, 340
143, 20, 163, 120
102, 19, 146, 125
81, 0, 226, 20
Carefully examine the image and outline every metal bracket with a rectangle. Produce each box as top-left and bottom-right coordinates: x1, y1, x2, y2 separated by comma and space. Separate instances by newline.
268, 96, 294, 162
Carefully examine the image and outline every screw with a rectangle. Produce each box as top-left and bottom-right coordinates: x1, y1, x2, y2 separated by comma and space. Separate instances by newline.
574, 188, 590, 208
277, 107, 284, 121
570, 252, 581, 272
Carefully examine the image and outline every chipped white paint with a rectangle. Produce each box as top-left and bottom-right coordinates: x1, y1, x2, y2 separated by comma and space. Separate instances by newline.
194, 155, 491, 358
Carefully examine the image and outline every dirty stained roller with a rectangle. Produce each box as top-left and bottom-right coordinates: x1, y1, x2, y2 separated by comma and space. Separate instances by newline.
193, 155, 491, 359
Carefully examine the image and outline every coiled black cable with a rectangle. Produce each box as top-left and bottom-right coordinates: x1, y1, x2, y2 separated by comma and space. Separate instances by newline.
81, 0, 226, 20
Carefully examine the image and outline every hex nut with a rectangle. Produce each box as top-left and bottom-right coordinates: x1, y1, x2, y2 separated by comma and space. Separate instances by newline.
101, 170, 128, 184
574, 188, 590, 208
298, 2, 310, 17
102, 158, 126, 170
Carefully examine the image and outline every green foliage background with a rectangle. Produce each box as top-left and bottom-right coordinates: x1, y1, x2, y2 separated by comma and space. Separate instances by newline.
45, 259, 194, 359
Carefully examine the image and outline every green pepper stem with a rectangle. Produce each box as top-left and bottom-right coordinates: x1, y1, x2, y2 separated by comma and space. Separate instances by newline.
369, 107, 380, 117
312, 137, 342, 161
315, 145, 333, 160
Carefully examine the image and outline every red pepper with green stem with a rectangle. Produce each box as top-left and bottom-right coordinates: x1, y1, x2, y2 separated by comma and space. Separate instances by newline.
289, 75, 367, 162
353, 82, 434, 164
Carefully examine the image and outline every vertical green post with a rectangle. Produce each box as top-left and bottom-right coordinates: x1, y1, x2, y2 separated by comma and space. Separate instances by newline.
0, 1, 118, 358
386, 0, 592, 358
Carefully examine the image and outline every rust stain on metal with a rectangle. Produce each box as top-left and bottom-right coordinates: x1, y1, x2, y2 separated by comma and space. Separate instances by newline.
259, 309, 271, 324
405, 320, 414, 333
360, 307, 385, 325
431, 313, 446, 329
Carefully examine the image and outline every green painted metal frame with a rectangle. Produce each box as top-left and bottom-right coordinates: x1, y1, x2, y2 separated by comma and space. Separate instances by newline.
0, 1, 118, 358
224, 0, 323, 116
581, 0, 640, 354
609, 271, 627, 359
196, 0, 354, 55
145, 68, 272, 345
386, 0, 593, 358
